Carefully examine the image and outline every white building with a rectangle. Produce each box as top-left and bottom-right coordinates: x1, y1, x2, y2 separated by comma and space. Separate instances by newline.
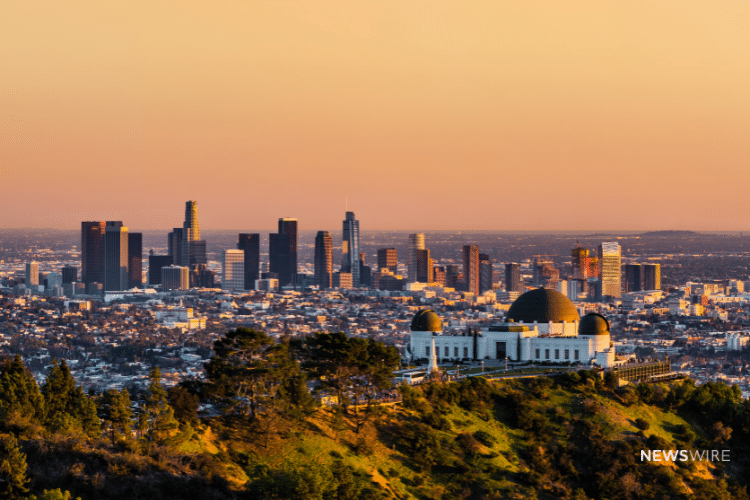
222, 249, 245, 291
409, 289, 616, 368
727, 332, 750, 351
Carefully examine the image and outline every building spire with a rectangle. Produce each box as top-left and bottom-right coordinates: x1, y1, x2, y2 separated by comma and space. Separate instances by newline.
427, 336, 440, 375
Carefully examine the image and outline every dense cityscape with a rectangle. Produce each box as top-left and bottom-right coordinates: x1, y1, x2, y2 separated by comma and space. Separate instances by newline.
1, 201, 750, 399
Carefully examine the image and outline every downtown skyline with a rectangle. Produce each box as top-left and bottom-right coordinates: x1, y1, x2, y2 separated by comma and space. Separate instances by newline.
2, 1, 749, 231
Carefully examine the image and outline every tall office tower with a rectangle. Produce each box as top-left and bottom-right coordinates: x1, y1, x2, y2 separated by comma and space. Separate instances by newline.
238, 234, 260, 290
168, 228, 183, 266
81, 221, 106, 284
128, 232, 142, 288
181, 201, 207, 269
359, 252, 371, 287
408, 233, 425, 282
148, 255, 172, 285
47, 272, 62, 290
416, 249, 433, 283
624, 263, 643, 292
314, 231, 333, 289
599, 242, 622, 298
479, 254, 493, 294
104, 222, 128, 291
278, 218, 298, 286
377, 248, 398, 273
161, 265, 189, 291
462, 245, 479, 295
269, 233, 292, 287
25, 262, 39, 287
642, 263, 661, 291
505, 263, 524, 293
571, 244, 595, 280
222, 249, 245, 290
341, 212, 360, 287
61, 266, 78, 284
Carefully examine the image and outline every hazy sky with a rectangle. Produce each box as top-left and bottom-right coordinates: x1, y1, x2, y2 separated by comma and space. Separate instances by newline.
2, 1, 749, 231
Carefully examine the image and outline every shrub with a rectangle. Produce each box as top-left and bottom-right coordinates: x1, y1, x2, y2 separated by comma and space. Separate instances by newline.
634, 418, 650, 430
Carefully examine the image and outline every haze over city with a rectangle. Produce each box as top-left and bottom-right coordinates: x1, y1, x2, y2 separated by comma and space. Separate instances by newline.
2, 1, 750, 231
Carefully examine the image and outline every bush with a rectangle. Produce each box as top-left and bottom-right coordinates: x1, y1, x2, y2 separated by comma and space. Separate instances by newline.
634, 418, 650, 430
473, 430, 496, 447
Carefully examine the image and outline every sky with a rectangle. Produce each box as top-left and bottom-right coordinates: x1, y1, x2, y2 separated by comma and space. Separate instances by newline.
2, 1, 749, 232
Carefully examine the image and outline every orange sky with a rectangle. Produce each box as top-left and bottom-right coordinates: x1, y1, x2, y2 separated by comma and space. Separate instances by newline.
2, 1, 749, 231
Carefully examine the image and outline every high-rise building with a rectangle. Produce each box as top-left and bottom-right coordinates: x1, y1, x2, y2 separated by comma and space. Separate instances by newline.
148, 255, 173, 285
222, 249, 245, 290
25, 262, 39, 287
162, 265, 189, 291
599, 242, 622, 299
416, 249, 433, 283
81, 221, 106, 284
341, 212, 360, 287
533, 257, 559, 289
624, 263, 643, 292
168, 228, 183, 266
359, 252, 371, 287
62, 266, 78, 285
642, 263, 661, 291
314, 231, 333, 289
104, 222, 129, 291
238, 234, 260, 290
377, 248, 398, 273
128, 232, 142, 288
269, 233, 292, 287
433, 266, 446, 286
278, 218, 298, 286
479, 254, 493, 294
332, 272, 353, 289
462, 245, 479, 295
408, 234, 425, 282
181, 200, 201, 266
505, 263, 524, 293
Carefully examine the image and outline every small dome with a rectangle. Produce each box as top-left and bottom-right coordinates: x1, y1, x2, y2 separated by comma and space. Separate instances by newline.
506, 288, 580, 323
411, 309, 442, 332
578, 313, 610, 335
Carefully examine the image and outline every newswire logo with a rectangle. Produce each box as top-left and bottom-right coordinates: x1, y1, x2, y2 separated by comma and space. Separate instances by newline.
641, 450, 730, 462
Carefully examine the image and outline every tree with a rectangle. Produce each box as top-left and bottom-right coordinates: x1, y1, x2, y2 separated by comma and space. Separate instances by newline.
41, 359, 76, 425
100, 388, 133, 444
167, 386, 200, 425
204, 328, 291, 419
299, 332, 400, 433
0, 355, 45, 426
0, 434, 28, 499
146, 367, 179, 444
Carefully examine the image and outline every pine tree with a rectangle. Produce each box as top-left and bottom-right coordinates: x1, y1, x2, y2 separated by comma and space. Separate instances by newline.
41, 359, 76, 425
146, 368, 178, 444
0, 355, 45, 426
0, 434, 29, 499
100, 389, 132, 444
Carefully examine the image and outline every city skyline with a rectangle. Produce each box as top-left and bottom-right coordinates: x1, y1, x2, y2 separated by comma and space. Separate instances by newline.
3, 1, 749, 231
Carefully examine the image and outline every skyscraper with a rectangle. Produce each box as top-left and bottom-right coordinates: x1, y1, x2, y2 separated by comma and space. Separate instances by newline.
479, 254, 493, 294
642, 263, 661, 291
269, 232, 292, 287
222, 249, 245, 290
314, 231, 333, 289
278, 218, 298, 286
599, 242, 622, 299
81, 221, 106, 284
462, 245, 479, 295
238, 234, 260, 290
104, 222, 129, 291
148, 254, 173, 285
341, 212, 360, 287
182, 201, 207, 269
168, 227, 183, 266
128, 232, 142, 288
61, 266, 78, 285
162, 265, 189, 291
25, 262, 39, 287
624, 263, 642, 292
408, 233, 425, 282
505, 263, 523, 293
416, 249, 433, 283
377, 248, 397, 273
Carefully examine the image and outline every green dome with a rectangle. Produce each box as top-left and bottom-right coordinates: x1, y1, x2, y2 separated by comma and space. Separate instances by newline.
411, 309, 442, 332
578, 313, 610, 335
506, 288, 580, 324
